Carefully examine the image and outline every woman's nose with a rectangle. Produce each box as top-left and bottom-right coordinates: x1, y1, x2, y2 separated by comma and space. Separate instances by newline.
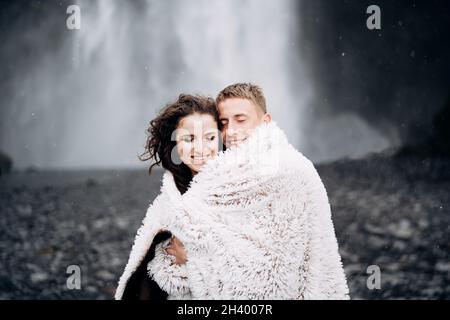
192, 138, 204, 153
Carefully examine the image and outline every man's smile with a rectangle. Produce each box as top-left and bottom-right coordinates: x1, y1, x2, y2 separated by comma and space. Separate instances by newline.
227, 137, 248, 146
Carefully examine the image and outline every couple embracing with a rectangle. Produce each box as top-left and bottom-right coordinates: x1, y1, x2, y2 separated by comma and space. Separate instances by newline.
115, 83, 350, 300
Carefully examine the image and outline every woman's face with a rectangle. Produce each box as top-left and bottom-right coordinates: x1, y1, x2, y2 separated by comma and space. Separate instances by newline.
175, 113, 219, 174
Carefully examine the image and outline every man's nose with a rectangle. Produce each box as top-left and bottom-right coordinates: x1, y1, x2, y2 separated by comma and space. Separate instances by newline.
227, 121, 239, 132
226, 124, 240, 137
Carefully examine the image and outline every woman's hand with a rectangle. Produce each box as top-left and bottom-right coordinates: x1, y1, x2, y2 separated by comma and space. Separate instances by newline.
165, 235, 187, 265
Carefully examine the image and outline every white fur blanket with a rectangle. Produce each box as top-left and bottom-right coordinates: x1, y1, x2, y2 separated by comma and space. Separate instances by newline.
115, 121, 350, 300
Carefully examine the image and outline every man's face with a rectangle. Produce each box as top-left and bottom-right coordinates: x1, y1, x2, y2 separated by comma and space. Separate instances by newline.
218, 98, 270, 148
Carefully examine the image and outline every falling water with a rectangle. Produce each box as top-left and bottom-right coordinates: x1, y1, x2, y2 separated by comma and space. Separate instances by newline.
0, 0, 309, 169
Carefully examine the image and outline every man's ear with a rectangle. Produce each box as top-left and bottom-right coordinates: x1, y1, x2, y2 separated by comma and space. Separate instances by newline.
262, 113, 272, 123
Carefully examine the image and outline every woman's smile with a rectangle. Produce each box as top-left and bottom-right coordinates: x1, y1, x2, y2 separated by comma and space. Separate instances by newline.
191, 154, 213, 164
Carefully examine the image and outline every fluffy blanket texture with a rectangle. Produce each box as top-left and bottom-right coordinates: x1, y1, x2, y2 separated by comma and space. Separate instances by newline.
115, 121, 350, 300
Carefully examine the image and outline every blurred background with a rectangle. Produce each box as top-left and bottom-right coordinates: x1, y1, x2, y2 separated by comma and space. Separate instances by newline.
0, 0, 449, 299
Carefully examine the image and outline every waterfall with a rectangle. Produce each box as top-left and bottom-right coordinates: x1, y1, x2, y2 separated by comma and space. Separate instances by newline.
1, 0, 309, 169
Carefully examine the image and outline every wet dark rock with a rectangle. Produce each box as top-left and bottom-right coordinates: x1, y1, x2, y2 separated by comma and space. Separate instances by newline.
85, 178, 98, 188
0, 150, 449, 299
430, 92, 450, 155
0, 151, 13, 176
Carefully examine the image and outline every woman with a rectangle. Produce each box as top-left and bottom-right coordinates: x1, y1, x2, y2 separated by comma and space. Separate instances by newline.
118, 93, 221, 300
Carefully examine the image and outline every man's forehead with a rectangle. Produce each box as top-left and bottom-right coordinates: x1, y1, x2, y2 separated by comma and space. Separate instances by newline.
219, 112, 248, 120
218, 98, 255, 117
218, 97, 252, 107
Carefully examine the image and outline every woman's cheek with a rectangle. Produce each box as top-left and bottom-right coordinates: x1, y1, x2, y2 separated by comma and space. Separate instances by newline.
208, 139, 219, 155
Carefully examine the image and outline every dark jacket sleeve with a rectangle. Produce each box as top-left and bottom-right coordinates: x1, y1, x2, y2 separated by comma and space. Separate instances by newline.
121, 231, 172, 300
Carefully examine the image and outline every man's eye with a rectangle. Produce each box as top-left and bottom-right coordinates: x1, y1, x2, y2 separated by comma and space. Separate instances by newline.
181, 136, 193, 142
208, 136, 216, 141
237, 119, 245, 123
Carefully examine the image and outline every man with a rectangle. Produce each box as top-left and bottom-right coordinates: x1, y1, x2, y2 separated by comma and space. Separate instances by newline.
164, 83, 349, 299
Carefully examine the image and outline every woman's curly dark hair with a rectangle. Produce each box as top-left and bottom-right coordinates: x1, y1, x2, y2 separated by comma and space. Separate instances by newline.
138, 94, 221, 194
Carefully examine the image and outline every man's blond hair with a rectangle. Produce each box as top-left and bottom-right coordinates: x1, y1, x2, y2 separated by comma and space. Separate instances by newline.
216, 83, 267, 114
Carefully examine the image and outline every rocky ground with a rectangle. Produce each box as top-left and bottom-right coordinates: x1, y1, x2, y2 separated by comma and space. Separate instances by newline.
0, 149, 449, 299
